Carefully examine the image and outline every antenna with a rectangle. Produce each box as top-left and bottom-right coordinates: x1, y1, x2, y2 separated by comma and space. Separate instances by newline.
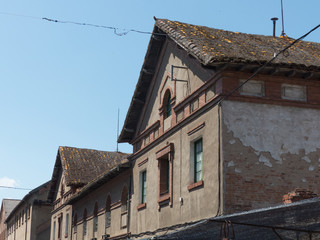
280, 0, 286, 36
116, 108, 119, 152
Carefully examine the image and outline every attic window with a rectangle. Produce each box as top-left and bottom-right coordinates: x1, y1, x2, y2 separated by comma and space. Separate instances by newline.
165, 91, 172, 118
281, 84, 306, 101
239, 80, 265, 97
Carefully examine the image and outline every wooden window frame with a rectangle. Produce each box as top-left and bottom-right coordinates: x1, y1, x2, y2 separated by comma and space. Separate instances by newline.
156, 143, 174, 207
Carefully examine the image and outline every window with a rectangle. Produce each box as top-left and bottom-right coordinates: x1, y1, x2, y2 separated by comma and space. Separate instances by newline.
141, 171, 147, 204
121, 186, 128, 213
194, 139, 203, 182
239, 79, 265, 97
28, 204, 31, 219
73, 213, 77, 233
120, 186, 128, 229
58, 214, 63, 239
105, 195, 111, 229
159, 159, 169, 195
281, 84, 306, 101
83, 209, 87, 236
156, 143, 174, 206
65, 213, 69, 237
53, 221, 56, 240
165, 91, 172, 118
93, 203, 98, 233
188, 138, 204, 191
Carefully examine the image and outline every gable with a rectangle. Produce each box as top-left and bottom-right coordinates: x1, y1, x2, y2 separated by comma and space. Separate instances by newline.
119, 18, 320, 144
48, 146, 129, 202
137, 41, 213, 136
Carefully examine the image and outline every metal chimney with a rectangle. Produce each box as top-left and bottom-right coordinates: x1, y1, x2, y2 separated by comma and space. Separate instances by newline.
271, 17, 278, 38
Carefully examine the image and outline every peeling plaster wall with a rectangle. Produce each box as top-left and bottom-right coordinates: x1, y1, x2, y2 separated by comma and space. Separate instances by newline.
222, 100, 320, 213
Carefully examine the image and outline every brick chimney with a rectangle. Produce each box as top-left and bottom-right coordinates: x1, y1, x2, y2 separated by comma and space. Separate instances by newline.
283, 188, 318, 204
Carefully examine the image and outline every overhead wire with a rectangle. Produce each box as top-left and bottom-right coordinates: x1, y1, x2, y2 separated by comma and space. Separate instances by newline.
0, 185, 32, 191
0, 9, 320, 240
218, 23, 320, 104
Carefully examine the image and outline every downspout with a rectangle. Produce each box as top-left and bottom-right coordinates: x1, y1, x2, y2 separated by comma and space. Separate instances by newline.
217, 102, 224, 216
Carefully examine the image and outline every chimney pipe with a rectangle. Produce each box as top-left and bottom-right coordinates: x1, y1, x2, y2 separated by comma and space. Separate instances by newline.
271, 17, 278, 38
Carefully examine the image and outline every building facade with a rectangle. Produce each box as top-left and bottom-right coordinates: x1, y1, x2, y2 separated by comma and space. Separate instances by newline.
0, 199, 20, 240
67, 160, 131, 240
48, 146, 129, 240
118, 19, 320, 236
6, 181, 51, 240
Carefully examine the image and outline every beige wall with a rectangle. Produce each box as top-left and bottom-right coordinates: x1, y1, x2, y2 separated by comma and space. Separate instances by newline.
138, 41, 213, 134
71, 170, 130, 240
129, 39, 220, 236
130, 106, 221, 235
51, 169, 75, 240
6, 184, 51, 240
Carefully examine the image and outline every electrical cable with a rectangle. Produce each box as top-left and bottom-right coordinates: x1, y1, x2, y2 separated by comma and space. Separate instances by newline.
218, 23, 320, 104
42, 17, 161, 36
0, 185, 32, 191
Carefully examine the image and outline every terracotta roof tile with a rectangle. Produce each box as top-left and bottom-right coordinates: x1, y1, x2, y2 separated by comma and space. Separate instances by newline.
59, 146, 129, 186
155, 19, 320, 70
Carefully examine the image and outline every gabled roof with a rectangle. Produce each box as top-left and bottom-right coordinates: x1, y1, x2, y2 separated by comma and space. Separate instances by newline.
67, 159, 130, 205
1, 199, 20, 220
5, 181, 51, 223
156, 19, 320, 69
118, 18, 320, 143
48, 146, 129, 202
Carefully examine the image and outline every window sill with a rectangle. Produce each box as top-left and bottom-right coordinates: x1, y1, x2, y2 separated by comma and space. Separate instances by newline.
158, 194, 170, 204
188, 180, 204, 191
137, 203, 147, 211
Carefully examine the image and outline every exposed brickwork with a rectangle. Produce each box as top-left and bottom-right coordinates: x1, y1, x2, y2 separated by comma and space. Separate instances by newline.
223, 103, 320, 214
283, 189, 318, 204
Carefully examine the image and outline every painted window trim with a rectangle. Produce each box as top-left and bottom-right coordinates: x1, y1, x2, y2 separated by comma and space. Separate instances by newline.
194, 138, 203, 183
156, 143, 174, 207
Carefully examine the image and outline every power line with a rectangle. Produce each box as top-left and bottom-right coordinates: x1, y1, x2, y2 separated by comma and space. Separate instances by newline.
0, 185, 32, 191
219, 23, 320, 103
0, 11, 164, 37
42, 17, 159, 36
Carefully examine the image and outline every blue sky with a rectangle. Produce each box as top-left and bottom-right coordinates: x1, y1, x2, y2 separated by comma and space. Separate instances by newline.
0, 0, 319, 201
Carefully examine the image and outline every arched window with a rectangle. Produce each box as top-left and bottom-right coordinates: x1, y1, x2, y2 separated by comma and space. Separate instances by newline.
105, 195, 111, 228
121, 186, 128, 213
93, 202, 98, 233
164, 91, 172, 118
83, 209, 87, 236
73, 213, 78, 233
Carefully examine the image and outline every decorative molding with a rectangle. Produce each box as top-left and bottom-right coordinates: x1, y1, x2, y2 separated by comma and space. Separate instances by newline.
110, 200, 121, 210
137, 202, 147, 211
156, 143, 174, 159
157, 194, 170, 204
187, 180, 204, 191
187, 122, 205, 136
138, 158, 148, 167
